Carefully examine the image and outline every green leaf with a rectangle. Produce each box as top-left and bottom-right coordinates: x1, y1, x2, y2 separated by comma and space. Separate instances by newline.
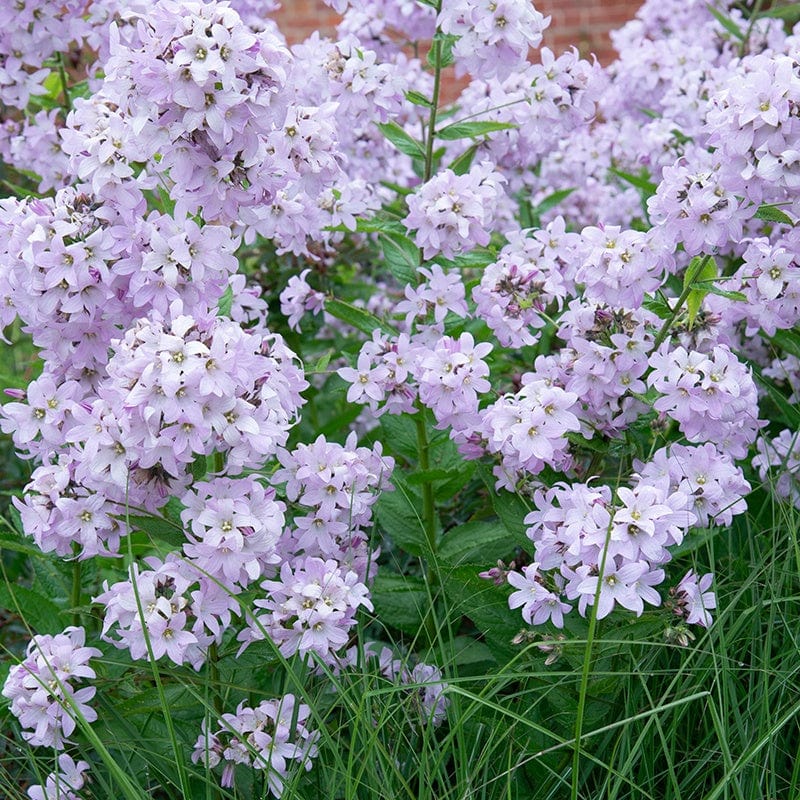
751, 367, 800, 429
375, 479, 430, 556
380, 232, 419, 285
371, 573, 429, 635
683, 254, 717, 328
608, 167, 657, 196
758, 3, 800, 21
0, 584, 65, 634
643, 294, 673, 320
477, 465, 530, 539
405, 89, 432, 108
701, 284, 747, 302
449, 144, 479, 176
427, 32, 458, 69
217, 284, 234, 317
190, 453, 207, 481
377, 121, 425, 159
531, 187, 575, 217
770, 328, 800, 360
438, 521, 520, 566
706, 3, 745, 39
437, 120, 515, 141
755, 203, 794, 226
379, 414, 420, 462
324, 298, 396, 337
125, 514, 185, 550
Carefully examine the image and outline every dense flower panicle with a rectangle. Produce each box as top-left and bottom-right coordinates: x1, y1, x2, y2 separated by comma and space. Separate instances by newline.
240, 556, 373, 660
95, 555, 240, 669
726, 236, 800, 337
272, 434, 393, 577
102, 313, 307, 478
26, 754, 90, 800
648, 343, 762, 458
181, 476, 286, 587
705, 53, 800, 204
575, 225, 675, 309
403, 162, 506, 260
635, 443, 750, 528
415, 332, 493, 430
2, 627, 101, 748
396, 265, 468, 331
438, 0, 549, 81
473, 221, 574, 348
192, 695, 319, 798
481, 378, 580, 488
450, 48, 603, 178
647, 149, 758, 257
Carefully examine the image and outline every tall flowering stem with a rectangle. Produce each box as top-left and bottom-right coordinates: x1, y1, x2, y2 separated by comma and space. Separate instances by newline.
413, 406, 437, 556
423, 20, 444, 184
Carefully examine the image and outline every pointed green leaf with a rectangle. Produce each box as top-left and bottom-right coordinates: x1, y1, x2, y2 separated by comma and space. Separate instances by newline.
755, 203, 794, 226
437, 120, 515, 141
325, 298, 396, 337
377, 121, 425, 159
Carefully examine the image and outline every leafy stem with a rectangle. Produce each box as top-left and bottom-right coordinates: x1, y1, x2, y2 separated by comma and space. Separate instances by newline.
652, 254, 713, 350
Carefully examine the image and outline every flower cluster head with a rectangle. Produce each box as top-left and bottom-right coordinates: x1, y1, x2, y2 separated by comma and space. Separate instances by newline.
481, 377, 580, 489
396, 265, 468, 331
648, 343, 762, 459
403, 162, 506, 260
192, 694, 319, 798
473, 222, 574, 348
280, 268, 326, 332
26, 754, 90, 800
181, 476, 286, 588
272, 434, 394, 577
2, 627, 101, 749
438, 0, 550, 81
242, 556, 373, 661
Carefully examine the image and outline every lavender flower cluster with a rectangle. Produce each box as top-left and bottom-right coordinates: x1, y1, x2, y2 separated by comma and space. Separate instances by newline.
1, 0, 798, 793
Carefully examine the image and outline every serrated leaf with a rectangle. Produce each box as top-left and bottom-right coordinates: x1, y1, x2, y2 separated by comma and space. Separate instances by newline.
439, 521, 520, 566
755, 203, 794, 225
609, 167, 657, 196
371, 573, 429, 635
125, 514, 185, 550
701, 284, 747, 302
190, 453, 207, 481
643, 295, 673, 320
377, 121, 425, 159
706, 3, 745, 39
380, 232, 419, 285
0, 584, 65, 634
449, 144, 479, 176
309, 350, 333, 374
375, 480, 431, 556
437, 121, 515, 141
379, 414, 420, 462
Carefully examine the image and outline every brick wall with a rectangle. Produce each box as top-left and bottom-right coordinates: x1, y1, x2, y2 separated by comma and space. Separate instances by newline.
273, 0, 643, 64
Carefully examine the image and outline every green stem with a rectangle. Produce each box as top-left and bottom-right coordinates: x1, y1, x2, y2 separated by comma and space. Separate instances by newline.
423, 29, 443, 185
570, 508, 616, 800
413, 406, 437, 555
652, 254, 712, 350
56, 52, 72, 115
208, 641, 223, 717
71, 547, 82, 628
